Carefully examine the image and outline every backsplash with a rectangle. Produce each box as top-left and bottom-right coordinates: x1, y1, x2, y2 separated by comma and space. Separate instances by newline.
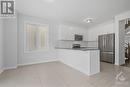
87, 41, 98, 48
55, 40, 98, 48
56, 40, 87, 48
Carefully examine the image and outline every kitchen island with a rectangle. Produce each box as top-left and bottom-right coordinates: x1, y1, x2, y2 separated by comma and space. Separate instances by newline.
57, 48, 100, 76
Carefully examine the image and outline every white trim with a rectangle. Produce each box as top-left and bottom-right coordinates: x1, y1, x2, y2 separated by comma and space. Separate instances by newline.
18, 58, 59, 66
3, 66, 17, 70
114, 10, 130, 65
24, 49, 50, 53
0, 69, 4, 74
24, 21, 49, 53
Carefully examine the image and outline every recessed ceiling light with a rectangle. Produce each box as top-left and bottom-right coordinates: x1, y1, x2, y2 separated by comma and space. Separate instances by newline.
44, 0, 55, 3
83, 18, 93, 23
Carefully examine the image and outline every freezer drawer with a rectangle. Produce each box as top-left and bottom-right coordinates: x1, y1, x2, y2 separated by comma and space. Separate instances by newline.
100, 52, 115, 64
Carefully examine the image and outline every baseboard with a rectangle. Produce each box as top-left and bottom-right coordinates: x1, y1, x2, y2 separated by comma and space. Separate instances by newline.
0, 69, 4, 74
0, 66, 17, 73
3, 66, 17, 70
2, 59, 59, 70
18, 58, 59, 66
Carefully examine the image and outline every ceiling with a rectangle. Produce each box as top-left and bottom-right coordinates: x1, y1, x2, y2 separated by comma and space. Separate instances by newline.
16, 0, 130, 28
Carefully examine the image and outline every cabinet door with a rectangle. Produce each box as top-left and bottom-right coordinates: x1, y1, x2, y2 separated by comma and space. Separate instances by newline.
58, 25, 74, 40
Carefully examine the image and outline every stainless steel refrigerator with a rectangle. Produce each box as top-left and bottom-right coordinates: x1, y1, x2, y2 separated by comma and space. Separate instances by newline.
98, 33, 115, 64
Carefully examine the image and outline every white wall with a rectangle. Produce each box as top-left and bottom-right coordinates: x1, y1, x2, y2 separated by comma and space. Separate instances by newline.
0, 19, 3, 73
88, 20, 114, 41
87, 20, 114, 47
3, 18, 18, 69
18, 14, 59, 65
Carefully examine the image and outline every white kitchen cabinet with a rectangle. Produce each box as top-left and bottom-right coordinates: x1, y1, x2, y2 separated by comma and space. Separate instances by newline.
58, 25, 88, 41
58, 49, 100, 76
58, 25, 74, 40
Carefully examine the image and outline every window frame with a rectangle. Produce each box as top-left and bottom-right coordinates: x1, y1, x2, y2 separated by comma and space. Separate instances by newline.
24, 21, 49, 53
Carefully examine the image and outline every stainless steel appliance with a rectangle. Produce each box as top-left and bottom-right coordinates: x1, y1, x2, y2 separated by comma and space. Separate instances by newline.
74, 34, 83, 41
98, 33, 115, 64
72, 44, 81, 48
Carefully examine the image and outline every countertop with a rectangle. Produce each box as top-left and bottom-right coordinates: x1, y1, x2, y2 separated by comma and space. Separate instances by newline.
55, 47, 99, 51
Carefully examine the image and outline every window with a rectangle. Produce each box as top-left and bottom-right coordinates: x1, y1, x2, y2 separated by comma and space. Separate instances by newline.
24, 22, 49, 52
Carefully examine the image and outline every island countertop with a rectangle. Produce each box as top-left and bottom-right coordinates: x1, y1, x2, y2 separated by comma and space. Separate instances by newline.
55, 47, 99, 51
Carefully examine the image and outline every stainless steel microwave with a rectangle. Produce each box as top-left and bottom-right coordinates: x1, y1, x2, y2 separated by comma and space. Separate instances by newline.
74, 34, 83, 41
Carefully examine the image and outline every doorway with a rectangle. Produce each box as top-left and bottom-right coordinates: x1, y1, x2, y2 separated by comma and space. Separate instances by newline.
119, 18, 130, 67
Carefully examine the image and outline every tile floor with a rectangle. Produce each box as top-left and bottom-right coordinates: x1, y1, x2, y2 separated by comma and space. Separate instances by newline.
0, 61, 130, 87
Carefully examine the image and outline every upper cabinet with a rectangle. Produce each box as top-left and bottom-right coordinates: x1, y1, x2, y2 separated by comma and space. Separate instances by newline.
58, 25, 74, 40
58, 24, 88, 41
